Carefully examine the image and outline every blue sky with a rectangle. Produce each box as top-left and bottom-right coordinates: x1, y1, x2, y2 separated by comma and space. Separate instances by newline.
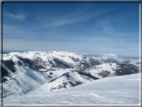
3, 3, 139, 56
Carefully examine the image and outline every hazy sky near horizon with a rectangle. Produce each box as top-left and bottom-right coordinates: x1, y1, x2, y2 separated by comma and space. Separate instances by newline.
3, 3, 139, 56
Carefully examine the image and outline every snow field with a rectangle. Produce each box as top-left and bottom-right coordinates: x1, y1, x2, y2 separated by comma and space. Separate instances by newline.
3, 73, 140, 105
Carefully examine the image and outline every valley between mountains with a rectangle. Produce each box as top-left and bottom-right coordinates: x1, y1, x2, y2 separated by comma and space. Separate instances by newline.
0, 51, 141, 105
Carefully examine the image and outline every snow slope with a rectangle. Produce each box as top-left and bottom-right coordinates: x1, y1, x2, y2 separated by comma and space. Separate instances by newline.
3, 65, 53, 97
3, 73, 140, 105
38, 70, 92, 91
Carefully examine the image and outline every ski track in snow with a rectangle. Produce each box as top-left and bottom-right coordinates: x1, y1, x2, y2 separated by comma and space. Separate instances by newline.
3, 73, 140, 105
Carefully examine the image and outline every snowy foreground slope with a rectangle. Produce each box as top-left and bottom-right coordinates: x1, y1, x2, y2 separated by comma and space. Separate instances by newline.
3, 73, 140, 105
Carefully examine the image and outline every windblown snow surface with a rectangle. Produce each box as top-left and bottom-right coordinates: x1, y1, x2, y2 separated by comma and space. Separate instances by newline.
3, 73, 141, 105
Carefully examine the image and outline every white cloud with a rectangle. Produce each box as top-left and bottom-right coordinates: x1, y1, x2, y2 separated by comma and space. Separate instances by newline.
4, 11, 27, 20
45, 18, 77, 27
42, 6, 113, 28
9, 13, 26, 20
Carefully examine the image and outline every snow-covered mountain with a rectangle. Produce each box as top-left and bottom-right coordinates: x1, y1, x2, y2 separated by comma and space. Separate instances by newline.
2, 51, 100, 82
1, 51, 140, 97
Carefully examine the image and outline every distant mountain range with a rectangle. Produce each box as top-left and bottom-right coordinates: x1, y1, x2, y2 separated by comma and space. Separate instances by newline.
0, 51, 141, 97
